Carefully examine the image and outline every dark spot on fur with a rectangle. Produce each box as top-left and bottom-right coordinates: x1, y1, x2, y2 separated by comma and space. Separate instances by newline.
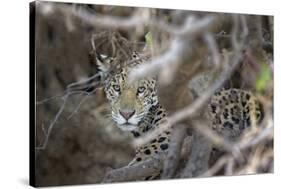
223, 121, 233, 129
144, 149, 151, 155
132, 131, 140, 138
246, 93, 250, 100
160, 143, 169, 150
243, 111, 247, 118
223, 110, 229, 119
143, 125, 151, 133
136, 157, 142, 161
231, 117, 240, 124
156, 111, 163, 115
158, 137, 166, 143
153, 117, 162, 124
231, 90, 237, 94
242, 101, 247, 107
151, 139, 157, 143
214, 117, 222, 125
210, 104, 216, 113
246, 117, 251, 126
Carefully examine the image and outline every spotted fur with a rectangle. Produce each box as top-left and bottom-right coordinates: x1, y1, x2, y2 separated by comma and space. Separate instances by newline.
208, 88, 263, 140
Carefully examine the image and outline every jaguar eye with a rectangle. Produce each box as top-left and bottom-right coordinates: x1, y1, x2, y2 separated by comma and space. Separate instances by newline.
137, 86, 145, 94
113, 85, 120, 92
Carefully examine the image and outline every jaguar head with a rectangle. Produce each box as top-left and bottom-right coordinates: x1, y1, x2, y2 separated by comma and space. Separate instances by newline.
97, 52, 158, 131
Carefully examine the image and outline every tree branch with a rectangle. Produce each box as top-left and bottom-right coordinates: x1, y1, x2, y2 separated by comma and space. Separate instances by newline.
161, 124, 187, 179
102, 157, 163, 183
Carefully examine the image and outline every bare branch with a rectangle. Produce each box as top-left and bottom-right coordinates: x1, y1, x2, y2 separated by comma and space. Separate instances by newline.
200, 155, 231, 177
199, 118, 273, 177
162, 124, 187, 179
128, 16, 218, 84
192, 119, 242, 159
203, 32, 221, 66
66, 88, 99, 120
180, 128, 213, 178
102, 157, 163, 183
237, 120, 273, 151
36, 94, 69, 150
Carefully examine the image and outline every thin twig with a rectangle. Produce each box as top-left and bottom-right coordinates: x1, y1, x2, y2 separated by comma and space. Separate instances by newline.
67, 88, 99, 120
200, 155, 231, 177
204, 32, 221, 66
36, 94, 69, 150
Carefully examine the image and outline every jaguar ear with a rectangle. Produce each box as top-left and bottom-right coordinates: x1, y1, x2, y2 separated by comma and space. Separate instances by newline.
96, 53, 111, 73
91, 35, 112, 75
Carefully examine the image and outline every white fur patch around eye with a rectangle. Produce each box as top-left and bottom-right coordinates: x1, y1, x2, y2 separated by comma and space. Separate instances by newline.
138, 92, 145, 98
114, 91, 120, 96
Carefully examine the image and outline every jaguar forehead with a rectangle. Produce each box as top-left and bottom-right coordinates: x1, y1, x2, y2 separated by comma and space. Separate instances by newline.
119, 89, 137, 109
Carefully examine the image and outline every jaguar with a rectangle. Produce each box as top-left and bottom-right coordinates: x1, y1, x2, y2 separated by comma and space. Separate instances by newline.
96, 50, 263, 180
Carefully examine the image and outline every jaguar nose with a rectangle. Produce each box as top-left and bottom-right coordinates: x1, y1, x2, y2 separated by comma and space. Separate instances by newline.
119, 109, 135, 120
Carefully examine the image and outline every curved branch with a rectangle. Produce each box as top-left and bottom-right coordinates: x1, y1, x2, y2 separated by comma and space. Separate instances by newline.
102, 157, 163, 183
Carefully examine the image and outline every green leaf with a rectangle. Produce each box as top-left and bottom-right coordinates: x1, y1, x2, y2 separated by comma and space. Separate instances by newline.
256, 64, 271, 93
145, 32, 153, 48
